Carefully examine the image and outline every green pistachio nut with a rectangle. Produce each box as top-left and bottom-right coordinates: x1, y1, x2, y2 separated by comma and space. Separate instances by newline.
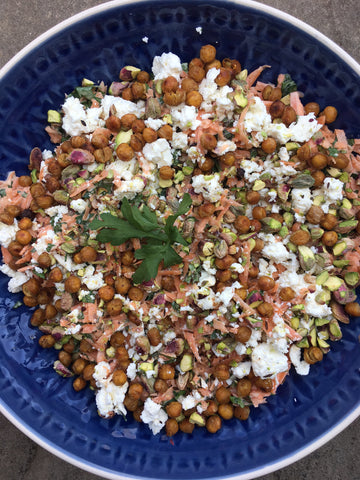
298, 245, 316, 271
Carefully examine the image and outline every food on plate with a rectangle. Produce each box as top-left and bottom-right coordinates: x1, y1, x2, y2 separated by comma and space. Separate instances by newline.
0, 44, 359, 436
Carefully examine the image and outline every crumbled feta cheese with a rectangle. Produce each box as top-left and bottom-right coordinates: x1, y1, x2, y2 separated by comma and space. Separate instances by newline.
142, 36, 149, 43
181, 394, 197, 411
240, 159, 263, 183
262, 242, 290, 262
126, 363, 137, 381
0, 220, 19, 248
291, 188, 313, 214
83, 273, 105, 291
70, 198, 87, 213
93, 361, 112, 387
113, 176, 146, 201
192, 173, 223, 202
195, 26, 203, 34
171, 131, 188, 150
232, 361, 252, 379
323, 177, 344, 203
142, 138, 173, 168
304, 286, 332, 317
251, 343, 289, 378
289, 345, 310, 375
244, 96, 271, 133
144, 118, 165, 130
62, 97, 104, 136
214, 140, 236, 156
0, 264, 29, 293
96, 381, 129, 418
100, 95, 144, 121
152, 52, 183, 81
141, 398, 168, 435
278, 146, 290, 162
170, 105, 201, 130
64, 324, 82, 335
33, 228, 57, 255
162, 330, 176, 344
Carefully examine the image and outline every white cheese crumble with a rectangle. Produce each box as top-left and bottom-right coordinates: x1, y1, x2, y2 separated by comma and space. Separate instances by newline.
289, 345, 310, 375
192, 173, 223, 202
291, 188, 313, 214
152, 52, 183, 81
232, 361, 252, 379
251, 343, 289, 378
140, 398, 168, 435
0, 220, 19, 248
304, 285, 332, 317
171, 131, 188, 150
70, 198, 88, 213
142, 138, 173, 168
170, 105, 201, 130
62, 97, 104, 136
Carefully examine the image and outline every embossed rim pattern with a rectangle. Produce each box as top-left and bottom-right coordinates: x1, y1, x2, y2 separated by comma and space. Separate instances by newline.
0, 1, 359, 480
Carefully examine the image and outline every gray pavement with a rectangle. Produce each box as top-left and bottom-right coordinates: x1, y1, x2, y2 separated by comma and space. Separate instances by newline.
0, 1, 359, 479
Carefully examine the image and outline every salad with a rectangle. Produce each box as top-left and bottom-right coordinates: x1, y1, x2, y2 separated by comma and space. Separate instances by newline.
0, 44, 359, 436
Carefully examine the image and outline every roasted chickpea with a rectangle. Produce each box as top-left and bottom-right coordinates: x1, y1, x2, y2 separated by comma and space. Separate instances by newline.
161, 275, 176, 291
128, 286, 144, 302
257, 302, 274, 317
200, 133, 217, 151
122, 87, 134, 101
260, 137, 277, 154
45, 304, 57, 320
252, 206, 266, 220
330, 153, 349, 169
72, 358, 87, 375
110, 332, 125, 348
188, 65, 205, 83
18, 218, 33, 232
312, 170, 325, 187
163, 89, 186, 106
79, 246, 97, 263
322, 230, 338, 247
5, 205, 21, 217
116, 143, 134, 161
218, 403, 234, 420
204, 59, 222, 72
322, 106, 338, 124
22, 278, 40, 297
57, 153, 71, 168
0, 212, 14, 225
128, 383, 143, 400
304, 102, 320, 116
237, 378, 252, 397
304, 346, 323, 364
215, 255, 235, 270
142, 127, 158, 143
48, 267, 63, 283
73, 377, 87, 392
279, 287, 296, 301
268, 86, 282, 101
215, 67, 232, 86
39, 334, 55, 349
206, 415, 222, 433
162, 75, 179, 92
158, 364, 175, 380
18, 175, 32, 187
98, 285, 115, 302
310, 153, 328, 170
252, 238, 264, 253
345, 302, 360, 316
216, 386, 231, 405
254, 377, 273, 392
124, 394, 139, 412
131, 118, 145, 133
216, 269, 232, 283
234, 215, 250, 233
30, 183, 45, 198
166, 401, 182, 418
179, 418, 195, 434
258, 276, 275, 291
58, 350, 72, 367
129, 134, 144, 152
221, 151, 235, 167
7, 240, 23, 257
289, 229, 311, 245
114, 277, 131, 295
235, 325, 252, 343
148, 327, 161, 346
70, 135, 86, 148
82, 363, 95, 381
246, 190, 260, 204
157, 124, 173, 141
154, 378, 168, 393
107, 298, 123, 316
213, 363, 230, 381
281, 105, 297, 127
15, 229, 32, 245
166, 418, 179, 436
198, 203, 216, 218
306, 205, 325, 224
186, 90, 203, 108
198, 157, 214, 172
131, 82, 146, 100
159, 166, 174, 180
234, 405, 250, 420
320, 213, 338, 230
23, 295, 38, 307
200, 44, 216, 63
63, 338, 76, 353
137, 70, 150, 83
65, 275, 81, 293
36, 252, 51, 269
122, 251, 134, 265
37, 288, 54, 305
30, 308, 45, 327
94, 146, 113, 163
269, 99, 285, 118
105, 115, 121, 132
113, 369, 128, 386
181, 77, 199, 92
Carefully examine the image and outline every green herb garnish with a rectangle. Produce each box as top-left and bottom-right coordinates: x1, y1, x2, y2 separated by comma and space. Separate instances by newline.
281, 74, 298, 97
90, 193, 192, 283
230, 396, 245, 407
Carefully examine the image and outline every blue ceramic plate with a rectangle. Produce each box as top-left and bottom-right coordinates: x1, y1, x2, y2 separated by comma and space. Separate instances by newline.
0, 1, 359, 479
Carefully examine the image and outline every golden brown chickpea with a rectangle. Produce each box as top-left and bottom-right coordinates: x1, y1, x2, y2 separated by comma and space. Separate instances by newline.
105, 115, 121, 132
215, 255, 235, 270
320, 213, 338, 230
121, 250, 134, 265
116, 143, 134, 161
30, 183, 46, 198
166, 418, 179, 436
282, 105, 297, 127
137, 70, 150, 83
246, 190, 260, 204
260, 137, 277, 154
73, 377, 87, 392
279, 287, 296, 301
48, 160, 63, 178
322, 230, 338, 247
162, 75, 179, 92
216, 386, 231, 405
65, 275, 81, 293
130, 119, 145, 134
36, 195, 54, 209
122, 87, 134, 101
258, 276, 275, 291
204, 400, 218, 417
252, 206, 266, 220
215, 68, 232, 86
216, 269, 232, 283
221, 151, 235, 167
181, 77, 199, 92
142, 127, 158, 143
113, 369, 128, 386
304, 102, 320, 116
37, 252, 52, 268
344, 302, 360, 317
206, 415, 222, 433
57, 153, 71, 168
218, 403, 234, 420
234, 215, 250, 233
255, 377, 273, 392
15, 229, 32, 245
268, 87, 282, 101
114, 277, 131, 295
71, 136, 86, 148
104, 274, 115, 286
157, 124, 173, 141
49, 266, 63, 283
200, 44, 217, 63
166, 401, 182, 418
81, 363, 95, 381
37, 289, 54, 305
290, 229, 311, 245
297, 144, 312, 163
0, 212, 15, 225
148, 327, 161, 346
304, 346, 323, 364
235, 325, 252, 343
198, 157, 214, 172
39, 334, 55, 349
72, 358, 88, 375
94, 146, 113, 164
200, 133, 217, 151
18, 217, 32, 230
23, 295, 38, 307
61, 140, 73, 153
331, 152, 349, 169
310, 153, 328, 170
161, 275, 176, 291
322, 106, 338, 124
128, 286, 144, 302
131, 82, 146, 100
306, 205, 325, 224
237, 378, 252, 397
154, 378, 168, 393
63, 338, 76, 353
4, 205, 21, 218
269, 100, 285, 118
116, 346, 129, 361
186, 90, 203, 108
252, 238, 265, 253
159, 364, 175, 380
205, 59, 222, 72
22, 278, 40, 297
128, 383, 143, 400
222, 58, 241, 76
45, 175, 61, 193
262, 85, 273, 100
188, 65, 205, 83
45, 304, 57, 320
7, 240, 23, 257
110, 331, 125, 348
312, 170, 325, 187
234, 405, 250, 420
107, 298, 123, 316
80, 246, 97, 263
179, 418, 195, 434
71, 252, 82, 265
98, 285, 115, 302
30, 309, 45, 327
58, 350, 72, 367
124, 394, 139, 412
248, 265, 259, 279
198, 203, 216, 218
257, 302, 274, 317
18, 175, 32, 187
159, 166, 174, 180
213, 363, 230, 381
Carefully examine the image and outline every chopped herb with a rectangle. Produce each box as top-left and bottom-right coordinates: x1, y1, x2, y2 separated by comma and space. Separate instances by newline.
46, 244, 55, 252
184, 263, 202, 284
171, 301, 181, 313
82, 294, 96, 303
12, 301, 22, 309
223, 129, 234, 140
250, 148, 258, 158
348, 138, 355, 146
328, 146, 339, 157
181, 62, 189, 73
173, 390, 187, 399
0, 188, 6, 197
78, 312, 85, 320
281, 74, 298, 97
230, 396, 245, 407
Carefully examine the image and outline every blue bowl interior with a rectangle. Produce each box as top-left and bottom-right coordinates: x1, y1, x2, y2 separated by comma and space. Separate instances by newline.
0, 1, 359, 479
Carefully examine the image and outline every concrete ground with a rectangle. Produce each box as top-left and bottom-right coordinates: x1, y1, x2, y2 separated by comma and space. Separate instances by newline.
0, 1, 359, 479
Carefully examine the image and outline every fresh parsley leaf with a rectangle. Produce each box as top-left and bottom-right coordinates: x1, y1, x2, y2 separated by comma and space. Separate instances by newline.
230, 396, 245, 407
281, 74, 298, 97
0, 188, 6, 197
328, 146, 339, 157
